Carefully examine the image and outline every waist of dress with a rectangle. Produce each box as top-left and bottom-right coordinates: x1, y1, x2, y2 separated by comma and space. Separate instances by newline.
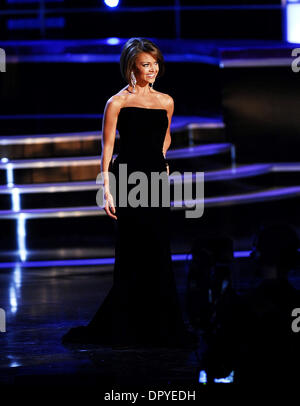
111, 152, 167, 173
114, 151, 166, 163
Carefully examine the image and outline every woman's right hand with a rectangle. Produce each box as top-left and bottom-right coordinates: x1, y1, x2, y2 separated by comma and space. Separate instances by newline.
104, 191, 117, 220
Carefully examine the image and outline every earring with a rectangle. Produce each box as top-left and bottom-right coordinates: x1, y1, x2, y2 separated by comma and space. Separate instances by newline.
130, 71, 136, 93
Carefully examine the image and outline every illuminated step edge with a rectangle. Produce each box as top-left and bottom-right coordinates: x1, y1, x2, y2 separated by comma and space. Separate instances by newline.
0, 143, 232, 169
0, 163, 273, 194
1, 249, 300, 269
220, 57, 296, 68
0, 131, 104, 145
0, 115, 224, 145
0, 186, 300, 219
0, 252, 252, 269
1, 163, 300, 194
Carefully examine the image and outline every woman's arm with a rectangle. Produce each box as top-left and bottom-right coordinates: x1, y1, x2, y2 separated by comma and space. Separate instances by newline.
101, 98, 120, 191
162, 95, 174, 174
162, 95, 174, 157
101, 97, 120, 219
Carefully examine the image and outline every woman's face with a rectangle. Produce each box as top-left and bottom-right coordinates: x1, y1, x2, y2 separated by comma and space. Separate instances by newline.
133, 52, 159, 85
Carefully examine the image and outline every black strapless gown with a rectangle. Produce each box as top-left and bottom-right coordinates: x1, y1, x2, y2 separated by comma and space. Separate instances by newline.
62, 107, 196, 348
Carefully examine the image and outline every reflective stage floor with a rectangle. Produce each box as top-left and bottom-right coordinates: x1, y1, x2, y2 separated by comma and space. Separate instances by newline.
0, 261, 206, 388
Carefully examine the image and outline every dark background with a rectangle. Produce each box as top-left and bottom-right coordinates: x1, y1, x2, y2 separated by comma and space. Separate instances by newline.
0, 0, 282, 40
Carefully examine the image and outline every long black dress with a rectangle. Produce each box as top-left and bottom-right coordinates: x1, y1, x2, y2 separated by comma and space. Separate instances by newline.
62, 106, 195, 348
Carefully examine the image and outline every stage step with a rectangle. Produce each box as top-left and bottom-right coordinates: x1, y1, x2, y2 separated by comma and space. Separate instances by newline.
1, 184, 300, 219
0, 115, 102, 136
0, 114, 225, 158
0, 130, 103, 159
0, 163, 299, 210
0, 187, 299, 256
0, 142, 233, 185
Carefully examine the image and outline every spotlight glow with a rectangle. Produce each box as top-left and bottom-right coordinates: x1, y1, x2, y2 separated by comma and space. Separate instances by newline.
287, 3, 300, 43
6, 163, 14, 186
199, 370, 207, 384
104, 0, 119, 8
106, 37, 121, 45
17, 214, 27, 262
214, 370, 234, 383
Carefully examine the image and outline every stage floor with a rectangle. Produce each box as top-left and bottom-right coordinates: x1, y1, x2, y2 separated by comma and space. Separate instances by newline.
1, 244, 300, 387
0, 261, 204, 387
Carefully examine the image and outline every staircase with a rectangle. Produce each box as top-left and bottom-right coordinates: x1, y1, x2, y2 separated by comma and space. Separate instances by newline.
1, 38, 300, 266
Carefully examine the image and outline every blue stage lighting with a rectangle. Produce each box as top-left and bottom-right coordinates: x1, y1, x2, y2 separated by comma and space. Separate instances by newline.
6, 0, 63, 3
7, 17, 65, 30
286, 1, 300, 43
104, 0, 119, 8
106, 37, 121, 45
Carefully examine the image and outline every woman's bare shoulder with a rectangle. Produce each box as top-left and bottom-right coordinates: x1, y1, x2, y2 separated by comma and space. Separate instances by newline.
154, 91, 174, 111
154, 91, 174, 108
105, 91, 129, 111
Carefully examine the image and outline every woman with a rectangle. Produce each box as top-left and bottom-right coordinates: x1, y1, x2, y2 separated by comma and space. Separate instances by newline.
62, 37, 196, 349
